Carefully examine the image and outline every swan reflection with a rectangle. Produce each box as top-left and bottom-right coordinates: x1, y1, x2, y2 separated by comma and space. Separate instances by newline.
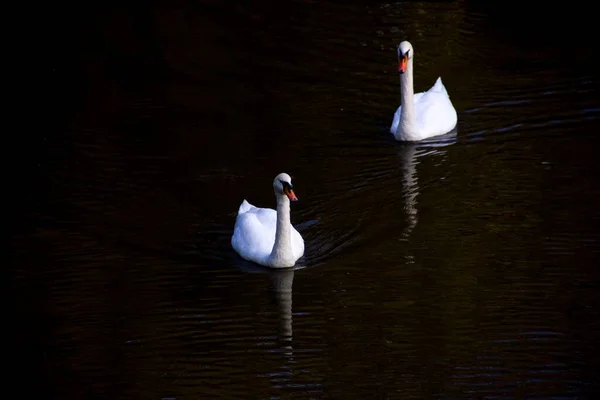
232, 258, 298, 358
268, 269, 294, 357
397, 131, 457, 241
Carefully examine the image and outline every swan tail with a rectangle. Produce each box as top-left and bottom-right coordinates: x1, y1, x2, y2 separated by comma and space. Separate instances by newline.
430, 77, 448, 95
238, 199, 253, 214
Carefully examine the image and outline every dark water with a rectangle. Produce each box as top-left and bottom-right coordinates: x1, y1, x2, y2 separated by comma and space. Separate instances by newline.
14, 0, 600, 398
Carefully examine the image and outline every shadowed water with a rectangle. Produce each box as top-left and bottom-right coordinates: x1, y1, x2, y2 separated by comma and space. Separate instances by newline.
14, 0, 600, 398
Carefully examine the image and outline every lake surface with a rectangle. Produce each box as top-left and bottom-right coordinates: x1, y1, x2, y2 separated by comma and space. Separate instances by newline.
14, 0, 600, 398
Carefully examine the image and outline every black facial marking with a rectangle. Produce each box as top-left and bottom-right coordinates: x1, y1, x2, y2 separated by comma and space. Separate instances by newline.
280, 180, 293, 190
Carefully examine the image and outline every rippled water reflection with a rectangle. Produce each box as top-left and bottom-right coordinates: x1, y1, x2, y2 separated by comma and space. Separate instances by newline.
15, 0, 600, 398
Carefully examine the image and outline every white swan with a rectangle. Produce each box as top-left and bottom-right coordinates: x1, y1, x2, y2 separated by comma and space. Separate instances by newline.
231, 173, 305, 268
390, 41, 458, 141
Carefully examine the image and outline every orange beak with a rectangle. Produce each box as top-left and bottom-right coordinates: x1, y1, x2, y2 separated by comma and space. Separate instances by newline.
398, 54, 408, 73
284, 187, 298, 201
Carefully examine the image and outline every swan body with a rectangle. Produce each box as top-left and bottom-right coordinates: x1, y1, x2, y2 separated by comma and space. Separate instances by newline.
231, 173, 304, 268
390, 41, 457, 141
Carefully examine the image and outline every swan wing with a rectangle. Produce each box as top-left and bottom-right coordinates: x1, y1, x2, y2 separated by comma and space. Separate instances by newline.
231, 200, 277, 264
291, 226, 305, 260
414, 77, 457, 136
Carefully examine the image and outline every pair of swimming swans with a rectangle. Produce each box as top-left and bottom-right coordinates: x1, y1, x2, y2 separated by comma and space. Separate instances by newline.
232, 41, 457, 268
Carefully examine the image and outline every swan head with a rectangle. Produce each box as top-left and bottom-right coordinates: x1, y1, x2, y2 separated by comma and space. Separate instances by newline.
273, 173, 298, 201
397, 41, 413, 74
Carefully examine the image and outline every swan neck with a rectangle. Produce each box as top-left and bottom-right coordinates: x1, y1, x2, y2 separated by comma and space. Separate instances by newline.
269, 194, 293, 266
400, 58, 416, 125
